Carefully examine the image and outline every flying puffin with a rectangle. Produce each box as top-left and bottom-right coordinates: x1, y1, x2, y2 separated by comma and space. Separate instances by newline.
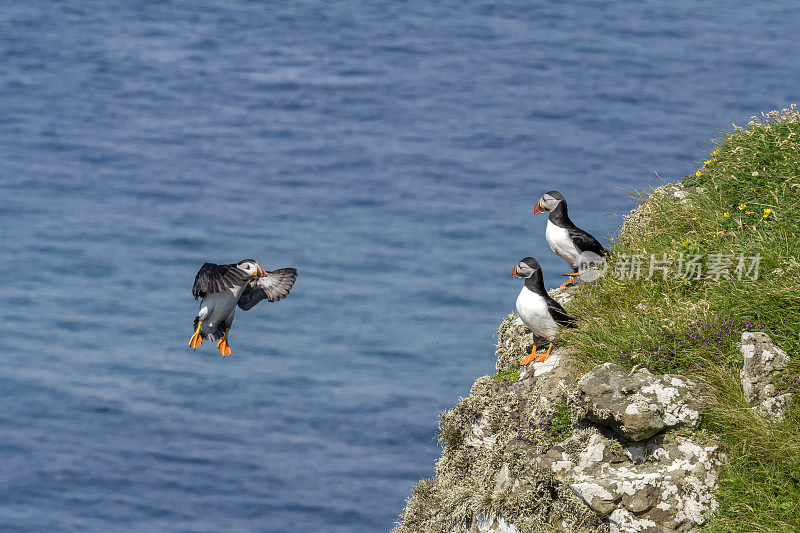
189, 259, 298, 356
533, 190, 607, 287
512, 257, 576, 365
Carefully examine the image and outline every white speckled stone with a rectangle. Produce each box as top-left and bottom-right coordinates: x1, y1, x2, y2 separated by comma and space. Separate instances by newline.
740, 332, 792, 419
578, 363, 704, 441
555, 433, 723, 532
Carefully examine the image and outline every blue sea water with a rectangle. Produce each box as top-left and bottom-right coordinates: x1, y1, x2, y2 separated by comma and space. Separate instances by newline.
1, 1, 799, 531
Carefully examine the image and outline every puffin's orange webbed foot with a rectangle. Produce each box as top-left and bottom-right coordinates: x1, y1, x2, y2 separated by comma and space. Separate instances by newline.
520, 343, 538, 366
189, 321, 204, 350
534, 342, 554, 363
559, 273, 579, 288
189, 333, 204, 350
560, 267, 598, 287
217, 328, 232, 357
217, 339, 231, 357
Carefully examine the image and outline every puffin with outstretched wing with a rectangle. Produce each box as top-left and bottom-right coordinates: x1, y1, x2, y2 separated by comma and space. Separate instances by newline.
189, 259, 298, 356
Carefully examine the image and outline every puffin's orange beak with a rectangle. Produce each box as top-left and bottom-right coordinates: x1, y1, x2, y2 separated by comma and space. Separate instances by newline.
533, 199, 544, 214
512, 266, 520, 278
257, 265, 266, 277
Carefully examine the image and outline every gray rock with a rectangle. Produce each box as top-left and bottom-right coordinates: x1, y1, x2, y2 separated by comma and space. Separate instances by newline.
535, 444, 575, 482
740, 332, 792, 419
620, 482, 658, 513
464, 412, 499, 447
513, 347, 583, 408
571, 479, 621, 515
532, 359, 723, 532
547, 433, 724, 533
578, 363, 703, 441
493, 463, 513, 492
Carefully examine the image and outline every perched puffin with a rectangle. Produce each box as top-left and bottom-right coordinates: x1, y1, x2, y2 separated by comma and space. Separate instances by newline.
512, 257, 576, 365
189, 259, 297, 356
533, 190, 607, 287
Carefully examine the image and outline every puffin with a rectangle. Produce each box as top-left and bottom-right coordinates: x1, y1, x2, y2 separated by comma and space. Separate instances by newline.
512, 257, 576, 365
189, 259, 298, 356
533, 190, 607, 287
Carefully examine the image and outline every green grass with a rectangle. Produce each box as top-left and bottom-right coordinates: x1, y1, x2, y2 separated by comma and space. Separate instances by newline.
492, 366, 520, 383
557, 105, 800, 531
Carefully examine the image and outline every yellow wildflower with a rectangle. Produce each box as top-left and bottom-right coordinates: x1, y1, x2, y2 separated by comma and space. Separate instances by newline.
681, 239, 691, 246
763, 208, 772, 219
723, 212, 730, 218
694, 170, 702, 178
738, 203, 746, 211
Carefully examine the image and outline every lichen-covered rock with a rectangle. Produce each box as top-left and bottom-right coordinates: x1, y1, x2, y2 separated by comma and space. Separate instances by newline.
495, 314, 534, 373
740, 332, 792, 419
512, 347, 584, 412
571, 479, 621, 516
578, 363, 704, 441
539, 432, 724, 532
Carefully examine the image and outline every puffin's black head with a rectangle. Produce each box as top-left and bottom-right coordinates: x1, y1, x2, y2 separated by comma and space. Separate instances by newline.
533, 190, 566, 214
237, 259, 266, 278
512, 257, 541, 278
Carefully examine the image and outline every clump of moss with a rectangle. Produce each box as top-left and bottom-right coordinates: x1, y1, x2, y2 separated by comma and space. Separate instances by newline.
493, 366, 520, 383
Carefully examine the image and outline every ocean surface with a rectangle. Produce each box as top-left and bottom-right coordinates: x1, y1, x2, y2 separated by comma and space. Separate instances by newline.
1, 1, 798, 531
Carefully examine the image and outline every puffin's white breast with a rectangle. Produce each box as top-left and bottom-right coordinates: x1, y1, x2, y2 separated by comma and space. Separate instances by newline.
202, 285, 245, 326
546, 219, 581, 268
516, 286, 560, 340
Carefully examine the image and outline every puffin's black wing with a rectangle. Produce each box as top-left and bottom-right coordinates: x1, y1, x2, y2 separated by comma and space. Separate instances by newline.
237, 268, 298, 311
546, 297, 577, 328
568, 226, 607, 256
192, 263, 249, 300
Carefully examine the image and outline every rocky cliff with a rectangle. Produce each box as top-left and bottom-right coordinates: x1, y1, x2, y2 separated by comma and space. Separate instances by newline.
394, 299, 792, 533
393, 168, 797, 532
